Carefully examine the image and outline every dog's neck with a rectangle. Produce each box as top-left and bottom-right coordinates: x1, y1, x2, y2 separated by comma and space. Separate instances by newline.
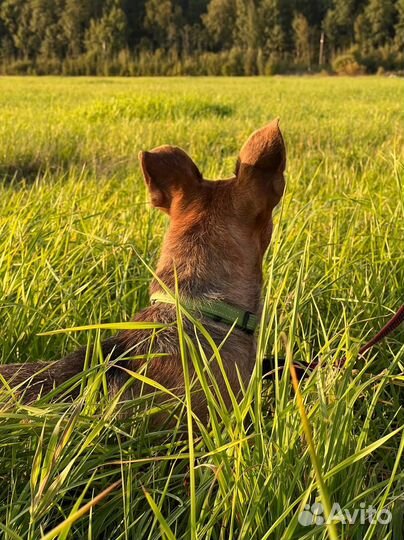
150, 223, 263, 315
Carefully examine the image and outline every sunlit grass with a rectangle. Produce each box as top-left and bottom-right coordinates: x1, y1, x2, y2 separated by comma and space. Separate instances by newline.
0, 76, 403, 539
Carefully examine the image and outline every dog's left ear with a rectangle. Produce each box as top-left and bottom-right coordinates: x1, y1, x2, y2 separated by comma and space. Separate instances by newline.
139, 146, 202, 213
236, 119, 286, 209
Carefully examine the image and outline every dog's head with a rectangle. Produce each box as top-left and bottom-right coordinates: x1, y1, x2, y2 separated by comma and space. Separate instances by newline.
139, 120, 286, 263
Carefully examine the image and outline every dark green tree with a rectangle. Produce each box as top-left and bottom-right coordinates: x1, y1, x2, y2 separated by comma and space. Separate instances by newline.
85, 0, 127, 56
259, 0, 286, 56
144, 0, 183, 50
202, 0, 236, 50
293, 12, 311, 66
235, 0, 259, 51
0, 0, 37, 58
30, 0, 65, 59
395, 0, 404, 49
363, 0, 395, 48
60, 0, 93, 57
121, 0, 147, 49
324, 0, 366, 52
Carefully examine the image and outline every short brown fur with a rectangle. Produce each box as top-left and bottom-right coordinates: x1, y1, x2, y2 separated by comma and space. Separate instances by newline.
0, 120, 286, 423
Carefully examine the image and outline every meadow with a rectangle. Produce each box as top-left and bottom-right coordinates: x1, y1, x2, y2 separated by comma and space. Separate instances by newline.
0, 76, 403, 539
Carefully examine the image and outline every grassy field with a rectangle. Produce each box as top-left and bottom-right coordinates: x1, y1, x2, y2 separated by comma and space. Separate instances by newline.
0, 76, 403, 539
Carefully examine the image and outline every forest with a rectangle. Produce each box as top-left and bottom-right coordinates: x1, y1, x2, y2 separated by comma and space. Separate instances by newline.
0, 0, 403, 75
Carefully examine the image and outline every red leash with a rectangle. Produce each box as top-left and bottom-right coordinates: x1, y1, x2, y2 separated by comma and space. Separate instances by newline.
263, 304, 404, 379
356, 305, 404, 357
337, 304, 404, 368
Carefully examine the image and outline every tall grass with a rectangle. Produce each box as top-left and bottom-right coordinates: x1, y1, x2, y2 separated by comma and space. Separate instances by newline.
0, 77, 403, 539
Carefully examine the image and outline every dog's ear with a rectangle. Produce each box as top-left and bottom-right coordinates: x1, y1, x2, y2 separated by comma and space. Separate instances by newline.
236, 119, 286, 209
139, 146, 202, 213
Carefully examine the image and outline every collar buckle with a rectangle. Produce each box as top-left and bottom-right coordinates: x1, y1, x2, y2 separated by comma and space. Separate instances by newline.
240, 311, 255, 333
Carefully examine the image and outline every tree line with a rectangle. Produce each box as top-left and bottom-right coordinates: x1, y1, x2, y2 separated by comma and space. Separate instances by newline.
0, 0, 403, 76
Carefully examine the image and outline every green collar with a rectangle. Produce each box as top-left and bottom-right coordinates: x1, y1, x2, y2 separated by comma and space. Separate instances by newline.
150, 292, 257, 334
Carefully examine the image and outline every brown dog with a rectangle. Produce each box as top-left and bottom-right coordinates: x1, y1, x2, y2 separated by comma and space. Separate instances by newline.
0, 120, 286, 423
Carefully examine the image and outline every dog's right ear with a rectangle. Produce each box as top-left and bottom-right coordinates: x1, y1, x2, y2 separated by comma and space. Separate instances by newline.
236, 119, 286, 210
139, 146, 202, 214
